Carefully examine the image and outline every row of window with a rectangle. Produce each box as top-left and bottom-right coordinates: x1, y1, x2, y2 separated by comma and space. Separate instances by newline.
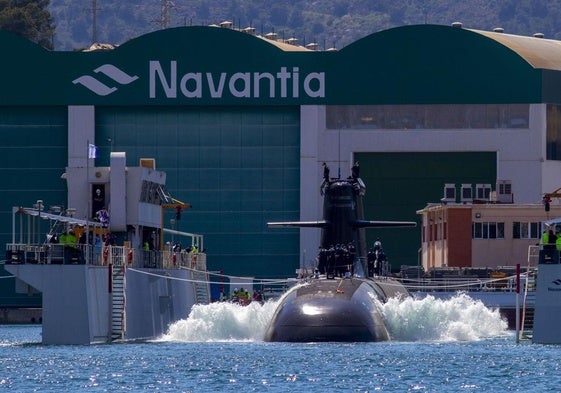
472, 221, 541, 239
472, 222, 505, 239
326, 104, 529, 130
425, 221, 542, 241
326, 103, 561, 162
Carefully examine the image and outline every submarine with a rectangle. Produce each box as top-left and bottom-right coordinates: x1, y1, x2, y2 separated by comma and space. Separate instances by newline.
263, 163, 416, 342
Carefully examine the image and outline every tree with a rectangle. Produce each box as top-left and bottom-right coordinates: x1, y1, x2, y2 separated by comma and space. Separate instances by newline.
0, 0, 55, 49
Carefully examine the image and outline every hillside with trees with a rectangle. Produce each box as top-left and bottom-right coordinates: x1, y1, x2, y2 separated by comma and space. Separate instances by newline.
0, 0, 55, 49
4, 1, 561, 51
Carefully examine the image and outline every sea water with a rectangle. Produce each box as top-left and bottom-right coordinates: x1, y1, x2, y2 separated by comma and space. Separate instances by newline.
1, 293, 560, 392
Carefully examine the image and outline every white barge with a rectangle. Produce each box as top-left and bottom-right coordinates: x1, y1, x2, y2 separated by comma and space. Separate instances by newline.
3, 152, 210, 344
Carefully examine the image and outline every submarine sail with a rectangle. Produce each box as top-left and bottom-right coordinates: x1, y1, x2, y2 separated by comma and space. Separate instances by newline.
264, 163, 416, 342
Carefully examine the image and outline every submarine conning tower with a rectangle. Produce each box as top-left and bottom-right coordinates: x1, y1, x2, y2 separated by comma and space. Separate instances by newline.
268, 162, 416, 280
317, 175, 369, 277
321, 179, 364, 249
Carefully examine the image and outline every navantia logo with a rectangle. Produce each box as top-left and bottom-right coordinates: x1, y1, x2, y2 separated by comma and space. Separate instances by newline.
73, 64, 139, 96
72, 61, 326, 100
547, 278, 561, 292
149, 61, 325, 99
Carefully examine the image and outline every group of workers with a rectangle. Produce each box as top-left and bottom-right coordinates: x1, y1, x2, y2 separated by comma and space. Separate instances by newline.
366, 239, 389, 277
52, 230, 76, 247
231, 288, 251, 302
541, 226, 561, 262
226, 288, 263, 305
49, 227, 108, 249
316, 243, 357, 278
541, 227, 561, 249
314, 239, 390, 278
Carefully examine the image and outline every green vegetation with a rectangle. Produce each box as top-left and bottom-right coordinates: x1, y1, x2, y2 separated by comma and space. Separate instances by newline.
0, 0, 55, 49
6, 1, 561, 52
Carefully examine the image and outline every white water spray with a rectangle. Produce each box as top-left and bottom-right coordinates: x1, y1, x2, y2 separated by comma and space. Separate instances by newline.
382, 292, 509, 341
161, 300, 279, 342
161, 292, 508, 342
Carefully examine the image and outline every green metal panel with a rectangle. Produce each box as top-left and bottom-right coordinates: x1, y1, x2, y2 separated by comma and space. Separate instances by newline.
96, 106, 300, 279
0, 106, 67, 307
355, 152, 497, 271
0, 25, 547, 106
333, 25, 541, 104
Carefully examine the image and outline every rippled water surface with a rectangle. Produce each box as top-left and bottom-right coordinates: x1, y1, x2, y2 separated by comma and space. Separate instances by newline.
1, 294, 558, 392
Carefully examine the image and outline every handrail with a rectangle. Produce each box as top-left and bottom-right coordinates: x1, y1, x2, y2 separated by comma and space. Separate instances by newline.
400, 273, 535, 292
4, 242, 207, 270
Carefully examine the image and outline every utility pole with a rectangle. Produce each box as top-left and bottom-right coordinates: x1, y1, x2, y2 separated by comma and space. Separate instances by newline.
161, 0, 170, 29
159, 0, 179, 29
90, 0, 101, 43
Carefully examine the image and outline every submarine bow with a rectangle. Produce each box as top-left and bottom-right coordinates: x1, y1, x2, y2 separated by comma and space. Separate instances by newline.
264, 278, 407, 342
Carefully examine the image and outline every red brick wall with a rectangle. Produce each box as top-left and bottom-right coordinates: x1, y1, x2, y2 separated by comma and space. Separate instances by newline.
446, 208, 472, 267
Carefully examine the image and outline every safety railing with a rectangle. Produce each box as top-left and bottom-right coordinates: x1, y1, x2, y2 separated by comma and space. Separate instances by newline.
401, 273, 536, 293
5, 243, 206, 271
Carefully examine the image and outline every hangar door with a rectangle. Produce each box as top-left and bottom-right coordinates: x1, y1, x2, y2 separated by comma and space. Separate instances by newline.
355, 152, 497, 271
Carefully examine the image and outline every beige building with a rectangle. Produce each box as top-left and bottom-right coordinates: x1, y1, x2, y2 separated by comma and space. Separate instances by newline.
417, 193, 561, 270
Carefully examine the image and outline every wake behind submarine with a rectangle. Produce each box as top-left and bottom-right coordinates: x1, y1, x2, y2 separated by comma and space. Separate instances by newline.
264, 163, 416, 342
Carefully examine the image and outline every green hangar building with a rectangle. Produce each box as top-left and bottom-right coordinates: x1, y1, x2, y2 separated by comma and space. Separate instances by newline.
1, 22, 560, 288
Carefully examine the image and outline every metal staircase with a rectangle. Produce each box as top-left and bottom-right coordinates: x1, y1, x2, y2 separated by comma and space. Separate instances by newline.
192, 269, 210, 304
521, 307, 534, 338
110, 266, 126, 341
520, 292, 535, 340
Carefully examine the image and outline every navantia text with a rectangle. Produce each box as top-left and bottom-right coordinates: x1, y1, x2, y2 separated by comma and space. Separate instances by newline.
149, 61, 325, 99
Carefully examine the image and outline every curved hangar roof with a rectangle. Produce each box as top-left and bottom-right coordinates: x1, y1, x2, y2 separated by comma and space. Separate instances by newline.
335, 24, 561, 104
2, 24, 561, 105
244, 23, 561, 70
470, 28, 561, 72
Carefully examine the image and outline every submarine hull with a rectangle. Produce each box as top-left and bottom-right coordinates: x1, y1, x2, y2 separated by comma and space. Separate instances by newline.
264, 278, 406, 342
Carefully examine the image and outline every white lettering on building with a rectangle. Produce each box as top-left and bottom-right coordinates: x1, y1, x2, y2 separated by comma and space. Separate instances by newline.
149, 61, 325, 99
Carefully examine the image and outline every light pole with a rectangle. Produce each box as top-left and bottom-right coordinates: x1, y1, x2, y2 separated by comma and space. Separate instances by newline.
36, 200, 43, 244
107, 138, 113, 153
170, 218, 176, 246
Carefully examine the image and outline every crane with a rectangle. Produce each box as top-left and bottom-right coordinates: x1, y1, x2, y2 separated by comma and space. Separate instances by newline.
542, 187, 561, 211
160, 197, 192, 251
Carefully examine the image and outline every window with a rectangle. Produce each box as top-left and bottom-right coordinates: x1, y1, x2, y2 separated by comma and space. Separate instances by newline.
461, 184, 472, 200
473, 222, 505, 239
513, 222, 541, 239
473, 222, 482, 238
140, 180, 164, 205
499, 182, 511, 195
443, 183, 456, 201
445, 186, 455, 199
327, 104, 529, 130
476, 184, 491, 200
547, 104, 561, 160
